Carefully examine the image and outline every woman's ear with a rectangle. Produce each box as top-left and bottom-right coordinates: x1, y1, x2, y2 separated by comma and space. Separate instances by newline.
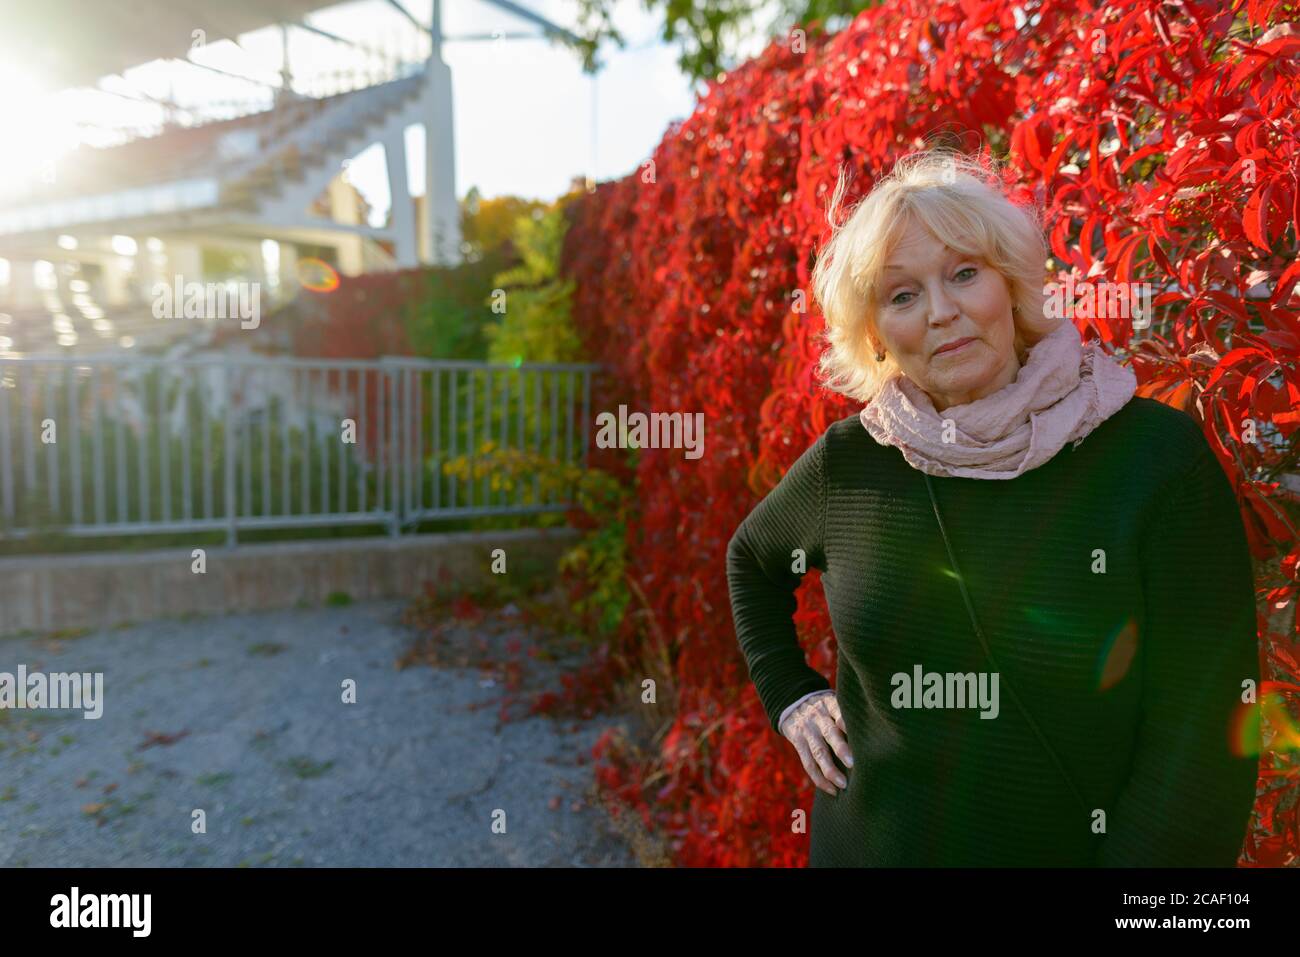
864, 327, 882, 356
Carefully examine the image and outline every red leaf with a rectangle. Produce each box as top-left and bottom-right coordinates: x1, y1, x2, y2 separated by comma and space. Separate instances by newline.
1244, 182, 1273, 252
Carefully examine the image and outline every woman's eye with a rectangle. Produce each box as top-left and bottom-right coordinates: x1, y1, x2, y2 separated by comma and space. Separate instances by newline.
890, 268, 975, 305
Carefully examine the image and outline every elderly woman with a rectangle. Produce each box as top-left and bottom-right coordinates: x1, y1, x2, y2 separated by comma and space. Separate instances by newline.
725, 150, 1260, 867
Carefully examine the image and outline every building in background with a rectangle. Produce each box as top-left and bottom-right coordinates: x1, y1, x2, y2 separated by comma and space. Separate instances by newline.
0, 0, 465, 356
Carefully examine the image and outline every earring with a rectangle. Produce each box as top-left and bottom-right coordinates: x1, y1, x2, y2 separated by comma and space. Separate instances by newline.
874, 348, 885, 362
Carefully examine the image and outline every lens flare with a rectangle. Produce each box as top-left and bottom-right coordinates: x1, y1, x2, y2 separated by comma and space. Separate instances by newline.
297, 257, 340, 293
1230, 697, 1263, 759
1234, 684, 1300, 758
1095, 616, 1139, 691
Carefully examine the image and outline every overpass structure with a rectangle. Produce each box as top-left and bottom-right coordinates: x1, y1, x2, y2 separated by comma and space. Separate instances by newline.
0, 0, 584, 355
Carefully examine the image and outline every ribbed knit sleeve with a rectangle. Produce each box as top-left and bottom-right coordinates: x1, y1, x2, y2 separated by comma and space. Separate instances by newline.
726, 433, 833, 736
1095, 445, 1261, 867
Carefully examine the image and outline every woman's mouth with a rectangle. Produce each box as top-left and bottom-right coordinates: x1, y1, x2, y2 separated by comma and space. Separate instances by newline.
933, 337, 976, 356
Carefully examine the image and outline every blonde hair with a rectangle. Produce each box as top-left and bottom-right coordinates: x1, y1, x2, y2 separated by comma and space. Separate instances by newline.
811, 148, 1058, 405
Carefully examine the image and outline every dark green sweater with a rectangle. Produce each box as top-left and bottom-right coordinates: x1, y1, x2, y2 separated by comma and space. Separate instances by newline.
726, 397, 1260, 867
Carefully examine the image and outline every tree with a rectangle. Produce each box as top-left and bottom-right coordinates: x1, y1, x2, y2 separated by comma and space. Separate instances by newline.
568, 0, 881, 86
461, 188, 549, 262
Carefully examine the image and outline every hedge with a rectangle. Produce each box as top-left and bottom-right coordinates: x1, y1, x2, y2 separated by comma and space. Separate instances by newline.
561, 0, 1300, 867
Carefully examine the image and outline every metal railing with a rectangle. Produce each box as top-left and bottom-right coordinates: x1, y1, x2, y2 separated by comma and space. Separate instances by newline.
0, 355, 599, 545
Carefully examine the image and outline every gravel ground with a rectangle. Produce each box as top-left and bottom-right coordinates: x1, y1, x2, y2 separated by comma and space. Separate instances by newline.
0, 600, 639, 867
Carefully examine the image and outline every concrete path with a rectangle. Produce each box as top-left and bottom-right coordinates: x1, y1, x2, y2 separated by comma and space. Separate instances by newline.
0, 600, 638, 867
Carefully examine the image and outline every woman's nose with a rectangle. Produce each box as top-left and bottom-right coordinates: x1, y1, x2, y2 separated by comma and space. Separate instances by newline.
926, 282, 960, 324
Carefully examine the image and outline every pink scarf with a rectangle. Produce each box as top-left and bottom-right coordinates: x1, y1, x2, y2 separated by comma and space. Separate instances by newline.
858, 320, 1137, 479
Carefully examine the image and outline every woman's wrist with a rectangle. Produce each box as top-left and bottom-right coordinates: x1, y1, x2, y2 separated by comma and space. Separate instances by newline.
779, 688, 835, 732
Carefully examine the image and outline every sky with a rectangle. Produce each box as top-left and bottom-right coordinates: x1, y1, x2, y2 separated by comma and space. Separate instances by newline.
0, 0, 786, 213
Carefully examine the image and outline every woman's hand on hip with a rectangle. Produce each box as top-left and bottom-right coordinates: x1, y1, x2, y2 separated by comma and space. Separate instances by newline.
779, 691, 853, 796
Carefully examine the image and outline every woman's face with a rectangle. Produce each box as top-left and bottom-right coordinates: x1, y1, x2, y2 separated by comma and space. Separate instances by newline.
869, 217, 1022, 413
